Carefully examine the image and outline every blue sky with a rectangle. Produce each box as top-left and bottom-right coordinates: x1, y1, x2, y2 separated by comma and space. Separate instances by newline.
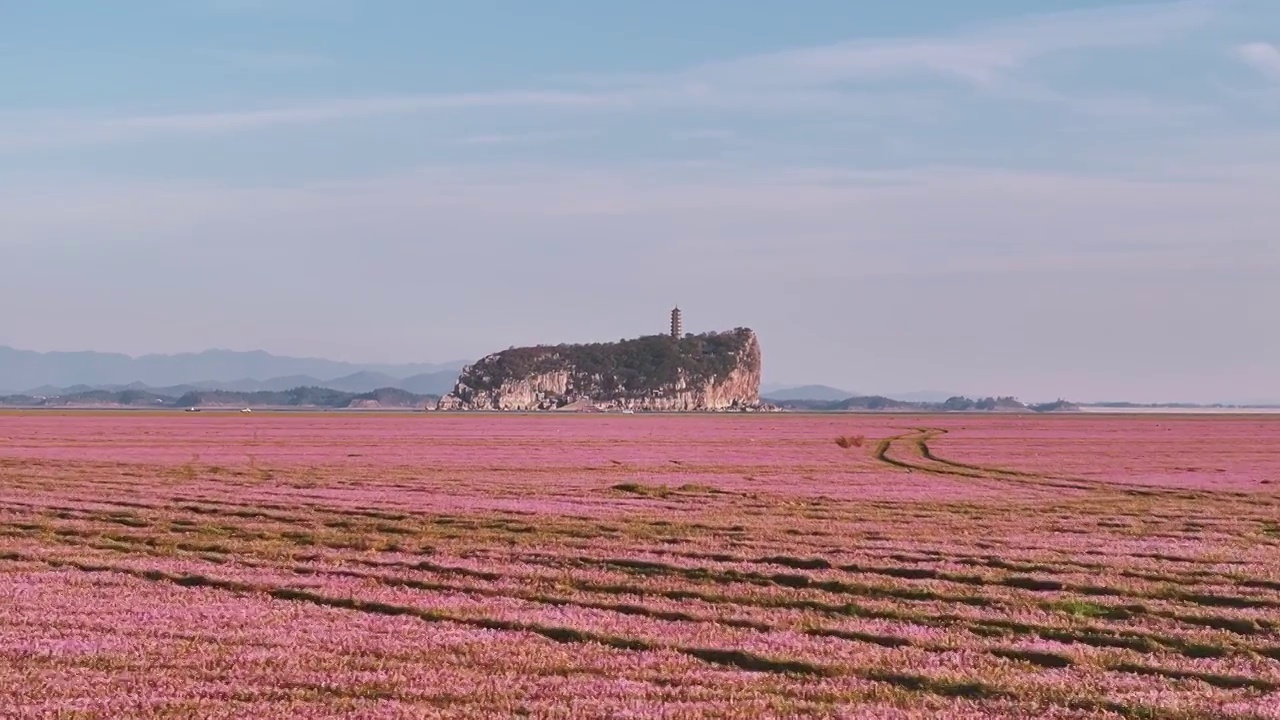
3, 0, 1279, 402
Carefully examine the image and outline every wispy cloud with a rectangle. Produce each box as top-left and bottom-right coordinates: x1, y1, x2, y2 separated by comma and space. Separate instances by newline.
6, 154, 1276, 277
113, 92, 610, 132
0, 0, 1230, 153
1235, 42, 1280, 79
580, 0, 1216, 90
0, 92, 612, 152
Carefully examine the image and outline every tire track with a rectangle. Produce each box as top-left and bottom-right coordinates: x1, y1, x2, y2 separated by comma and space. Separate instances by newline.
893, 428, 1275, 503
870, 425, 1090, 486
873, 428, 1100, 491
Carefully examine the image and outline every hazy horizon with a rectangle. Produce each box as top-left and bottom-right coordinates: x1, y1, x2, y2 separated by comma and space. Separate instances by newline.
4, 1, 1278, 405
4, 341, 1277, 406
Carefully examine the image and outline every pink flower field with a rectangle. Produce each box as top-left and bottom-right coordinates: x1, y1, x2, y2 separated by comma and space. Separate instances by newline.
1, 411, 1278, 719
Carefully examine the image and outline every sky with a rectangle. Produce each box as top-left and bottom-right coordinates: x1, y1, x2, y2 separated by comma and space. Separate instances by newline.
2, 0, 1279, 404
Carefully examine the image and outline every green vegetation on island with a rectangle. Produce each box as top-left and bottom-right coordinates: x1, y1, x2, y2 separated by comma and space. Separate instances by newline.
460, 329, 759, 396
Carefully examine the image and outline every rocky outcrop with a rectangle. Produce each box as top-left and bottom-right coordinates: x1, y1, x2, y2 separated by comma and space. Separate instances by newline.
437, 328, 762, 412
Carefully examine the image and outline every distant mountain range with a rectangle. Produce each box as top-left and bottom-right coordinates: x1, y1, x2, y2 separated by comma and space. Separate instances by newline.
761, 385, 859, 402
0, 385, 438, 410
13, 370, 461, 399
0, 346, 466, 397
881, 390, 959, 404
767, 395, 1078, 413
2, 347, 970, 408
762, 385, 959, 404
8, 348, 1271, 411
762, 386, 1280, 409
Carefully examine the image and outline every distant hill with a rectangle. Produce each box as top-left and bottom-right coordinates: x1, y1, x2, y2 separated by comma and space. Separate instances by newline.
884, 390, 962, 404
204, 375, 329, 393
1, 385, 437, 409
762, 385, 856, 402
396, 370, 465, 396
345, 387, 433, 409
19, 376, 333, 397
760, 386, 962, 404
769, 395, 1077, 413
772, 395, 916, 412
320, 371, 405, 394
0, 345, 464, 393
11, 366, 465, 399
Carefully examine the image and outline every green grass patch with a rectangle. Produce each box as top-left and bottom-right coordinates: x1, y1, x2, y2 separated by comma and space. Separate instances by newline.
1046, 598, 1127, 619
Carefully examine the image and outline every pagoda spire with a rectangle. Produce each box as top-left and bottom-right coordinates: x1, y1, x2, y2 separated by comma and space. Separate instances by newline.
670, 306, 683, 339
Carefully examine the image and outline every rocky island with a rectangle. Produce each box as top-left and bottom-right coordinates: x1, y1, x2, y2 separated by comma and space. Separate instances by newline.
436, 321, 762, 412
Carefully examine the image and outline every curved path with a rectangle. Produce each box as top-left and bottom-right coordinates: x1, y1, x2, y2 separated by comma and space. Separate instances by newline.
871, 427, 1277, 503
872, 427, 1098, 491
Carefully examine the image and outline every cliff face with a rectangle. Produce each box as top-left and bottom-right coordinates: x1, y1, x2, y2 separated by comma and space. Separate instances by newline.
437, 328, 762, 411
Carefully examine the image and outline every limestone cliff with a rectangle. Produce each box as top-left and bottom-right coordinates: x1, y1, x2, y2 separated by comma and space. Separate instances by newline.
436, 328, 762, 411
